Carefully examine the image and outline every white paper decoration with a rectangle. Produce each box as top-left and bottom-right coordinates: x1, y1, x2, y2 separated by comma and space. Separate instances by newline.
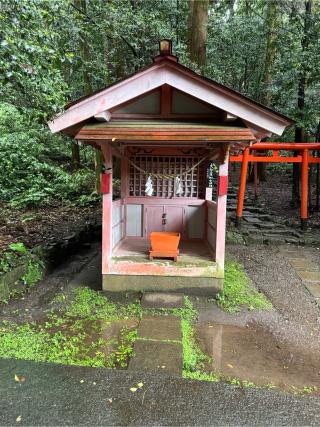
145, 175, 153, 196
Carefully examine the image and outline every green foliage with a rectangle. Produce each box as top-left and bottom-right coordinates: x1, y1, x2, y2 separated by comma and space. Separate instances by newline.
0, 242, 29, 274
184, 371, 220, 382
8, 242, 27, 253
182, 319, 210, 374
0, 103, 96, 208
63, 287, 118, 319
0, 241, 44, 284
107, 327, 137, 368
217, 260, 272, 313
21, 259, 44, 287
0, 0, 69, 118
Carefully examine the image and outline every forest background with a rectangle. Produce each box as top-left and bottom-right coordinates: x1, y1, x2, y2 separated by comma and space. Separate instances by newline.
0, 0, 319, 250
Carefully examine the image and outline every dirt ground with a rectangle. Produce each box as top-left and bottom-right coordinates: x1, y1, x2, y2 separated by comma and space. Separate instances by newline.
0, 202, 101, 254
226, 243, 320, 351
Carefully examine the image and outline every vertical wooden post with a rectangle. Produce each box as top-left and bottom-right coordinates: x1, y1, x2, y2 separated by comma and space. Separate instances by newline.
253, 161, 259, 201
215, 152, 229, 273
101, 143, 113, 275
235, 147, 250, 226
121, 153, 128, 238
301, 148, 309, 230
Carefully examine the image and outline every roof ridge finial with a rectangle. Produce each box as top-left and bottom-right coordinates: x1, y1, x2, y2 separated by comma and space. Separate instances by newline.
154, 39, 178, 63
159, 39, 172, 56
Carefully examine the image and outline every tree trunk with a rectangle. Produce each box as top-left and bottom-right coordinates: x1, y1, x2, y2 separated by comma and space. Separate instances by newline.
187, 0, 194, 49
258, 0, 279, 182
262, 0, 278, 106
75, 0, 103, 193
94, 150, 103, 194
291, 1, 312, 207
71, 142, 81, 171
189, 0, 209, 71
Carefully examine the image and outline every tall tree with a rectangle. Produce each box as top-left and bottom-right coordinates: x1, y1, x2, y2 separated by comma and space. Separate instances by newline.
292, 0, 313, 207
262, 0, 279, 107
259, 0, 279, 182
189, 0, 209, 71
73, 0, 103, 191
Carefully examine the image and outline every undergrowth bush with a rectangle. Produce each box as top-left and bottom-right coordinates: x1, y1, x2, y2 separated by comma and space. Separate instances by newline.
0, 103, 96, 208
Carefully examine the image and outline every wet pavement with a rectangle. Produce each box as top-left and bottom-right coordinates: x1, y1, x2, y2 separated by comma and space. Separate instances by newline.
197, 323, 320, 393
1, 358, 320, 426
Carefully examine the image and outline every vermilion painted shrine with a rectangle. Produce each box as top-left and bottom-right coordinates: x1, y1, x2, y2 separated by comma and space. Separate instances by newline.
48, 40, 293, 294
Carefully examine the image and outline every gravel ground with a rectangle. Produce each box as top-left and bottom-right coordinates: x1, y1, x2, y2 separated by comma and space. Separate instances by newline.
226, 243, 320, 353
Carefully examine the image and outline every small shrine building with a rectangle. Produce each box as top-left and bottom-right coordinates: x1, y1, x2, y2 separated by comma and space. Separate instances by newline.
48, 40, 292, 295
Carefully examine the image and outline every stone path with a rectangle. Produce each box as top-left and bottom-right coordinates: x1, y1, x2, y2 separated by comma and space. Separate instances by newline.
279, 246, 320, 306
128, 293, 184, 376
227, 187, 320, 246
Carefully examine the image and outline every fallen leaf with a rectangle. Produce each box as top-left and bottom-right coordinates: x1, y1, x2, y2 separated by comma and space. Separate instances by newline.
227, 364, 234, 369
137, 382, 144, 388
107, 398, 113, 403
80, 379, 84, 383
14, 375, 25, 383
130, 387, 137, 392
16, 415, 22, 423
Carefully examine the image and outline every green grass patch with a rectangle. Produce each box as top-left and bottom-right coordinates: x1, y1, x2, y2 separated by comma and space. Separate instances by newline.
0, 287, 141, 369
216, 260, 272, 313
144, 296, 197, 323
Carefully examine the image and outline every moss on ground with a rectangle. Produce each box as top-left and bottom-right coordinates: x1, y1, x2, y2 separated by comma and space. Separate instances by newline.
216, 260, 272, 313
0, 287, 141, 368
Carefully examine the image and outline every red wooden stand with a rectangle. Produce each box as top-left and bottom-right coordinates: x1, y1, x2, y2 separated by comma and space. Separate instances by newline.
149, 232, 180, 262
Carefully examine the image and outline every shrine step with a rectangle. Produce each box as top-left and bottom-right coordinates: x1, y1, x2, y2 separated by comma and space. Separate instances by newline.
141, 292, 185, 309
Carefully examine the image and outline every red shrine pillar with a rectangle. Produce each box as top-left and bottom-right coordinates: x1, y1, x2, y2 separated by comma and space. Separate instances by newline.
101, 144, 113, 274
215, 151, 229, 273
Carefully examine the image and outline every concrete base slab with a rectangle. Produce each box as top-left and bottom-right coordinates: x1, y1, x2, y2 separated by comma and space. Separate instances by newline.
128, 340, 182, 376
141, 292, 185, 309
138, 316, 181, 341
103, 274, 223, 296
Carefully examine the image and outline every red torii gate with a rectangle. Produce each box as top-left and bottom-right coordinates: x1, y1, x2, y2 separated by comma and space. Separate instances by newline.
230, 142, 320, 230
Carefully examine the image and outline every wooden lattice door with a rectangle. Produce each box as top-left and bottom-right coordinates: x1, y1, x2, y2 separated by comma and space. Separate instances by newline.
129, 155, 205, 198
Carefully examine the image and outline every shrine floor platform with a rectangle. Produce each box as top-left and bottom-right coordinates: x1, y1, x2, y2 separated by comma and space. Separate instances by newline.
103, 239, 223, 295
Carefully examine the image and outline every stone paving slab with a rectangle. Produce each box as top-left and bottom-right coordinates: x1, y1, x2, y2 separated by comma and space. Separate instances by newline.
304, 283, 320, 298
128, 340, 182, 376
297, 271, 320, 284
141, 292, 185, 309
288, 258, 319, 271
278, 246, 302, 255
138, 316, 182, 341
243, 217, 264, 224
279, 246, 320, 301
